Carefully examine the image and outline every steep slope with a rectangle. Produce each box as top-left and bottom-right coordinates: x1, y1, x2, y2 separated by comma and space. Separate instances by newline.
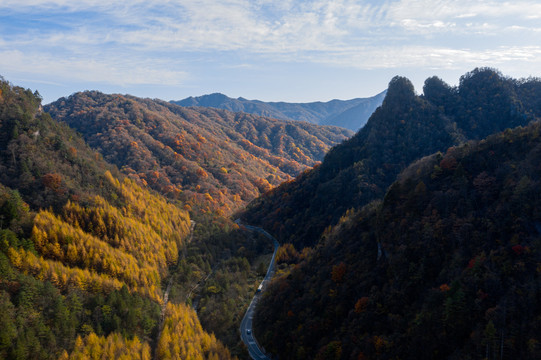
254, 122, 541, 359
0, 78, 191, 300
0, 77, 235, 359
240, 69, 539, 249
0, 81, 120, 212
45, 92, 352, 215
320, 90, 387, 130
172, 91, 386, 131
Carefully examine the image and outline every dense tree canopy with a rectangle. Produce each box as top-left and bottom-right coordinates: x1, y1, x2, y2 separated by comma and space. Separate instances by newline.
45, 92, 352, 215
0, 77, 236, 359
241, 68, 540, 249
3, 67, 541, 360
255, 122, 541, 359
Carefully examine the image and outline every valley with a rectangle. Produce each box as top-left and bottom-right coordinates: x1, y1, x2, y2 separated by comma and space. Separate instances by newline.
238, 223, 279, 360
1, 67, 541, 360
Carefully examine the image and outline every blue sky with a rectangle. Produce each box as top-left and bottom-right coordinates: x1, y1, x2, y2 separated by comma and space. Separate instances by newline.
1, 0, 541, 104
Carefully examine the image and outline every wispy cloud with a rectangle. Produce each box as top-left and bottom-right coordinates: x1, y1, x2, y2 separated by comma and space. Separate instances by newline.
0, 50, 188, 86
1, 0, 540, 100
4, 0, 540, 53
301, 45, 541, 70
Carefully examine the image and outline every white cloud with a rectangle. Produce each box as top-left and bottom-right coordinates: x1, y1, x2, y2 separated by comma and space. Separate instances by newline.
4, 0, 540, 53
303, 45, 541, 71
2, 0, 541, 91
400, 19, 456, 32
455, 13, 477, 19
386, 0, 541, 21
383, 0, 541, 37
0, 50, 188, 86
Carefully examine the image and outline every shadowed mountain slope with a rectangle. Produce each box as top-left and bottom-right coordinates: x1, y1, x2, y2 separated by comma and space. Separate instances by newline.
240, 69, 541, 249
254, 121, 541, 359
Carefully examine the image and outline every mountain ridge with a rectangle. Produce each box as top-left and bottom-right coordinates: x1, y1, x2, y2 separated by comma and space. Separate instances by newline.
240, 68, 541, 249
172, 91, 386, 131
3, 68, 541, 359
45, 91, 353, 215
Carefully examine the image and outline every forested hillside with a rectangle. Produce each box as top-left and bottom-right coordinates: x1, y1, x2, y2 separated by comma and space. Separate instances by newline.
172, 91, 386, 131
241, 68, 541, 249
0, 77, 236, 359
4, 67, 541, 360
45, 92, 352, 215
254, 122, 541, 359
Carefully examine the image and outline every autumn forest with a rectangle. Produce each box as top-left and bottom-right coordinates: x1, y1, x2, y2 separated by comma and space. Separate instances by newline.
2, 67, 541, 360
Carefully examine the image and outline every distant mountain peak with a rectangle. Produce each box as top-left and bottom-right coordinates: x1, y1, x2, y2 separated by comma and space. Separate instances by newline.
206, 92, 229, 100
172, 92, 385, 131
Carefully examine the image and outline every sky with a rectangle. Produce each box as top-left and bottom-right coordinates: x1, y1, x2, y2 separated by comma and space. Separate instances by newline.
1, 0, 541, 104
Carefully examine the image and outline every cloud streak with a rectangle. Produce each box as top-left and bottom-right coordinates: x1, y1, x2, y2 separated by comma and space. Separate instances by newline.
1, 0, 540, 101
7, 0, 540, 52
0, 50, 188, 86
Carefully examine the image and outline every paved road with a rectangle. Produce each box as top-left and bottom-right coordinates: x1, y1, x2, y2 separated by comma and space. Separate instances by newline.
238, 222, 279, 360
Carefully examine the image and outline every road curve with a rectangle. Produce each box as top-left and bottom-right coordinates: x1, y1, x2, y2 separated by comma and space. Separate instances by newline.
238, 222, 279, 360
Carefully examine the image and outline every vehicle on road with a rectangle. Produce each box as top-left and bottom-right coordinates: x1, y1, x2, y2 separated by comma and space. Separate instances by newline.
239, 222, 278, 360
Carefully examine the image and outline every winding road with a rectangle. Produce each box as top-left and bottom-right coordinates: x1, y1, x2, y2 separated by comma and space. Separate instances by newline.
238, 223, 279, 360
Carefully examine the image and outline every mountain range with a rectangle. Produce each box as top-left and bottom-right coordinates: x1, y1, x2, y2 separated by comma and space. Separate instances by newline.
45, 92, 352, 215
172, 91, 386, 131
0, 77, 351, 359
2, 67, 541, 360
